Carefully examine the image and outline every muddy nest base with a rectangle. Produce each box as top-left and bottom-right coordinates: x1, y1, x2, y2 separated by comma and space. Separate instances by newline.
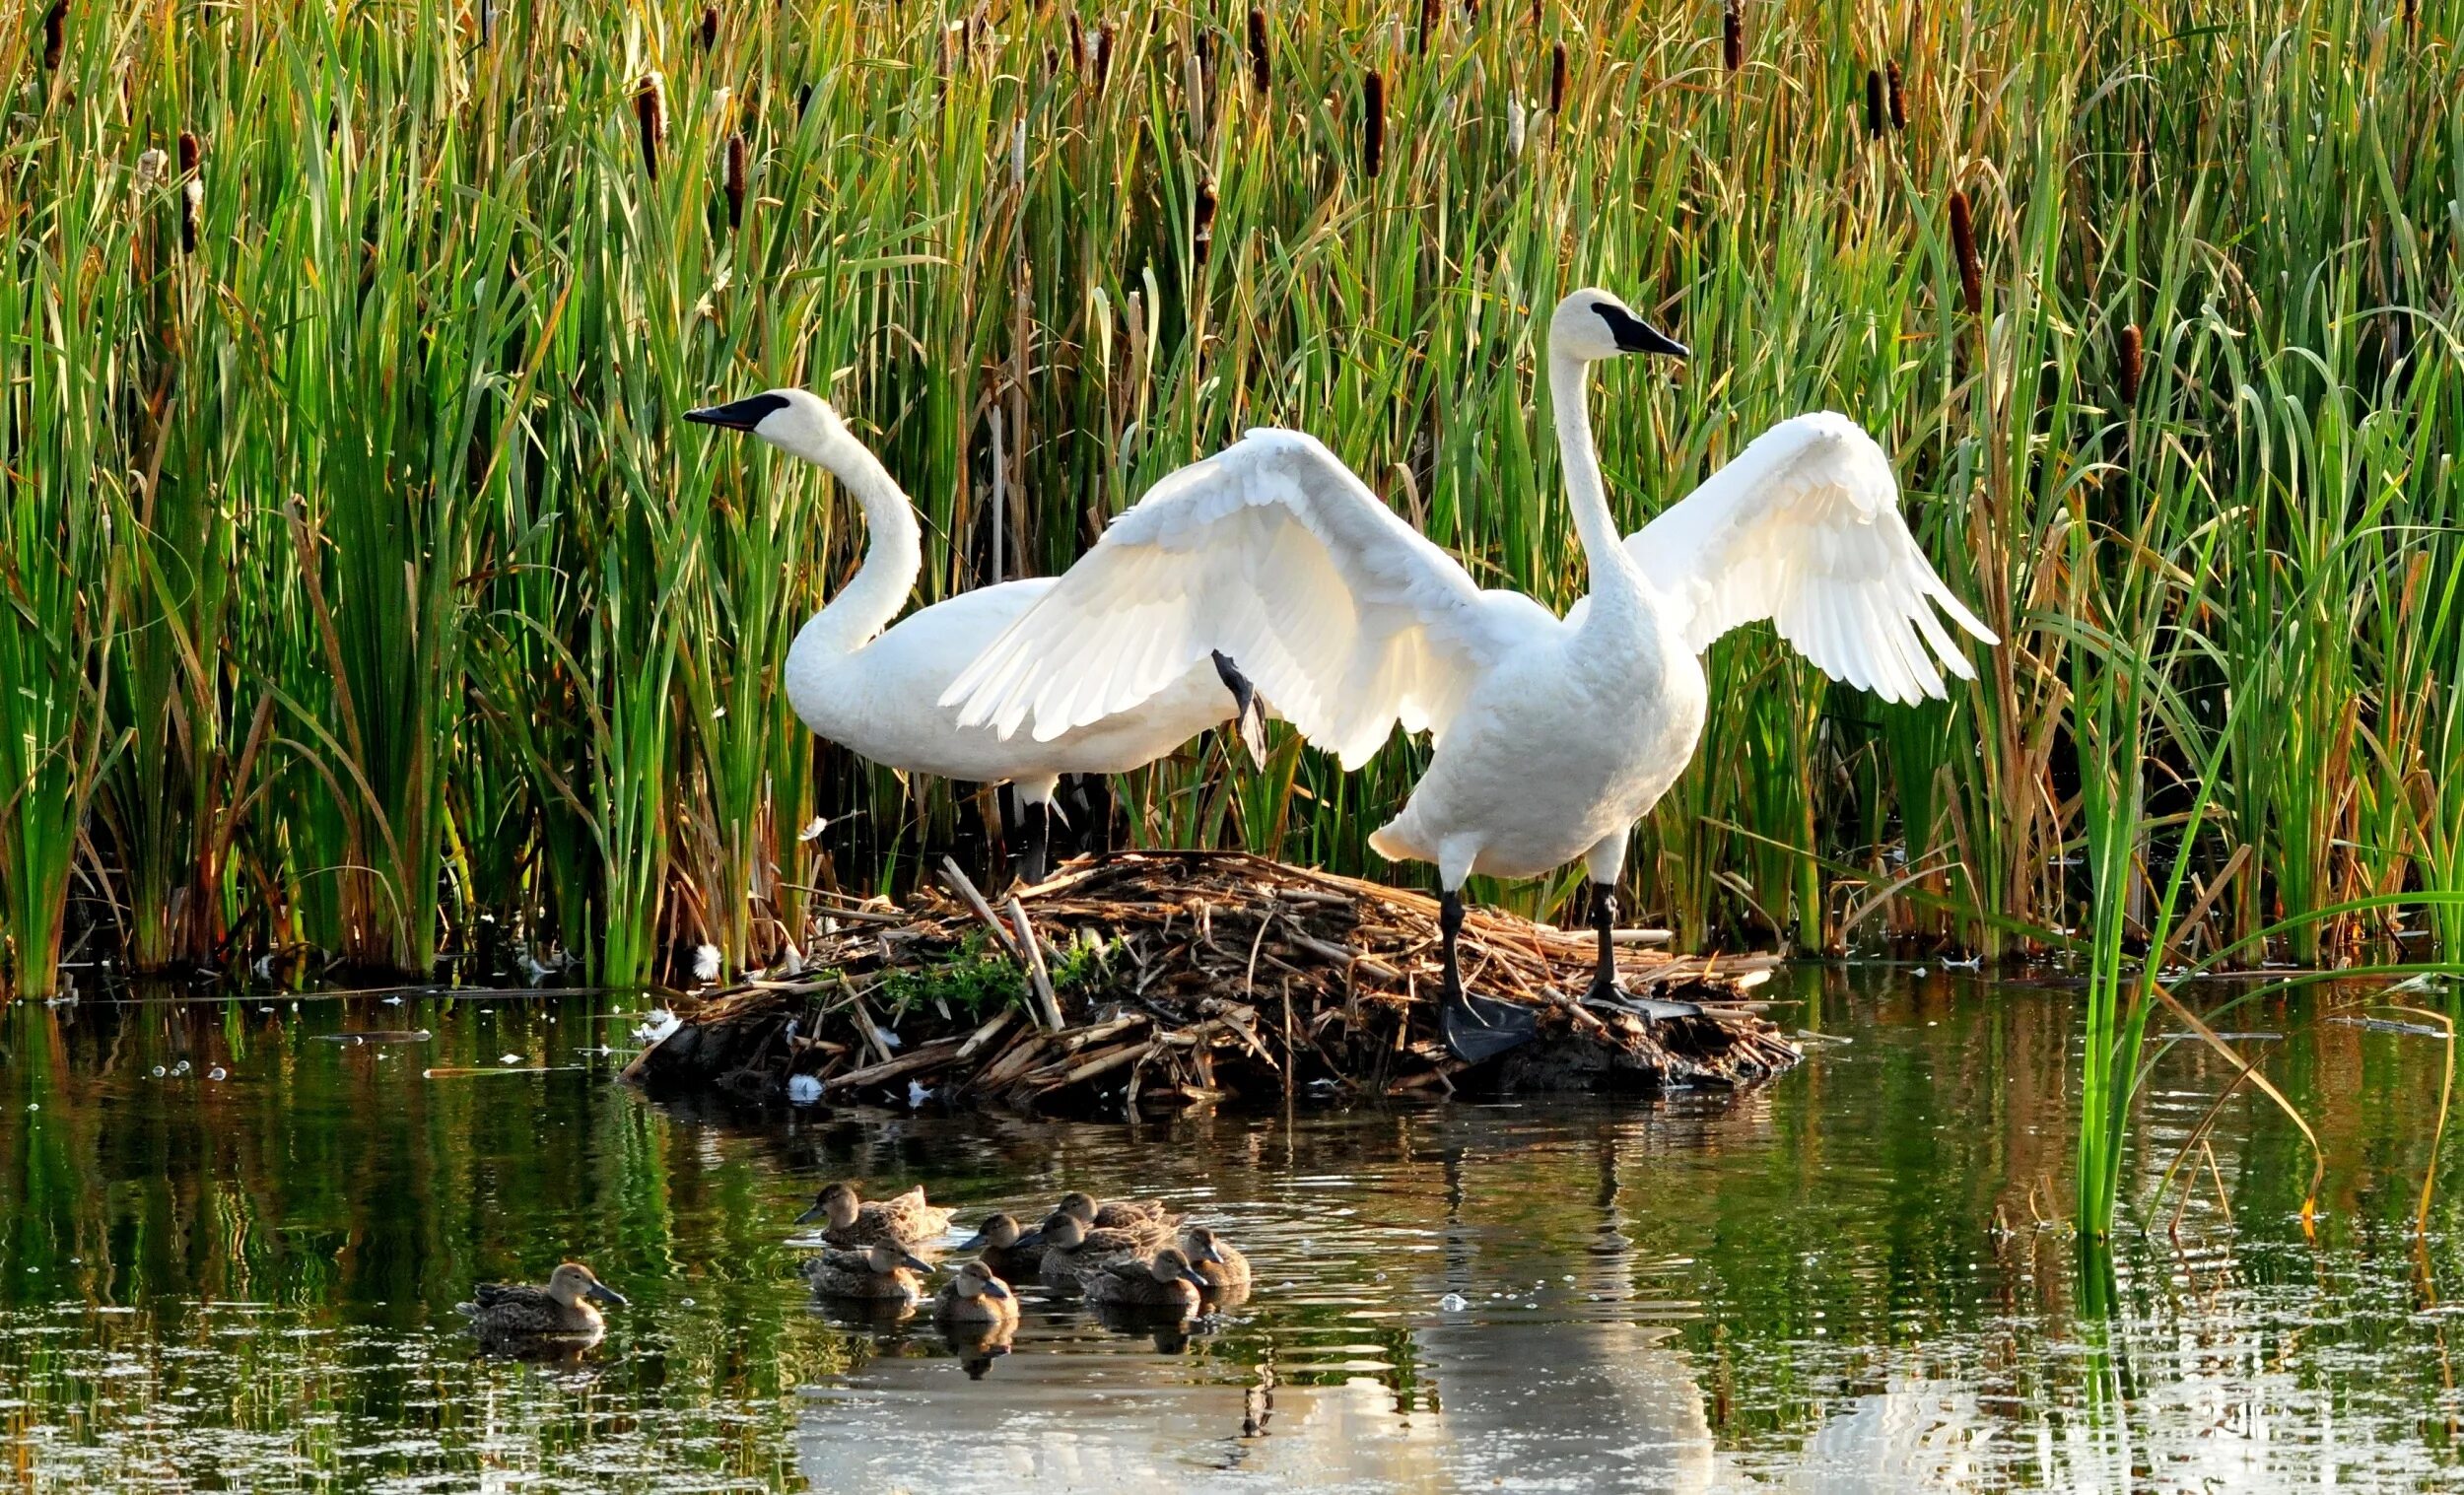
624, 851, 1799, 1114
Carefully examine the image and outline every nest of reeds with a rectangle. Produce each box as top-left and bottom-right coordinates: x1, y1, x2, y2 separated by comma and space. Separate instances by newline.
624, 851, 1799, 1112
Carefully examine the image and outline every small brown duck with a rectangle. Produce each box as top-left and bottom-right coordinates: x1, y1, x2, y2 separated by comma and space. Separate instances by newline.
931, 1259, 1020, 1328
958, 1211, 1044, 1281
796, 1182, 955, 1249
803, 1241, 935, 1303
1020, 1210, 1147, 1289
1178, 1224, 1251, 1294
1057, 1189, 1179, 1242
456, 1261, 626, 1341
1081, 1247, 1210, 1314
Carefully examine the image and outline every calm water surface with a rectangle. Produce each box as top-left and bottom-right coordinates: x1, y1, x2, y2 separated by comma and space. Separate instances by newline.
2, 966, 2459, 1491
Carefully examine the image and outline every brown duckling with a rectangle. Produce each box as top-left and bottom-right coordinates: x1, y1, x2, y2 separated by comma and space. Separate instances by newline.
958, 1211, 1044, 1281
931, 1259, 1020, 1328
804, 1241, 935, 1303
796, 1182, 955, 1250
456, 1261, 626, 1341
1177, 1224, 1252, 1294
1081, 1247, 1210, 1314
1019, 1210, 1146, 1289
1057, 1189, 1179, 1242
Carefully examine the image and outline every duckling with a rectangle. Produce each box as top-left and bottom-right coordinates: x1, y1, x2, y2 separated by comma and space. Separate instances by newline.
958, 1211, 1044, 1281
804, 1241, 935, 1303
795, 1182, 955, 1250
456, 1261, 626, 1341
1177, 1224, 1252, 1294
1080, 1247, 1210, 1314
931, 1259, 1020, 1329
1020, 1210, 1147, 1289
1057, 1189, 1180, 1242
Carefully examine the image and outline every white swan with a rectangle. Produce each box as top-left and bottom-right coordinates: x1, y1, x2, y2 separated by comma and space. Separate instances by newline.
684, 389, 1265, 881
941, 290, 1997, 1060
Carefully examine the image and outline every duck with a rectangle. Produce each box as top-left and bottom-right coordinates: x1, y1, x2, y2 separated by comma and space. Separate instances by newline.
683, 389, 1266, 882
1058, 1189, 1179, 1242
1080, 1247, 1211, 1314
1178, 1224, 1251, 1294
944, 289, 1995, 1061
957, 1211, 1044, 1281
455, 1261, 626, 1342
795, 1182, 955, 1250
803, 1241, 935, 1303
931, 1259, 1021, 1329
1019, 1210, 1147, 1289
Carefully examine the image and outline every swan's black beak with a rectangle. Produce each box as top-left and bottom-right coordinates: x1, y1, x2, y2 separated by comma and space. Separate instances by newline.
684, 392, 789, 431
584, 1280, 627, 1307
1593, 303, 1688, 359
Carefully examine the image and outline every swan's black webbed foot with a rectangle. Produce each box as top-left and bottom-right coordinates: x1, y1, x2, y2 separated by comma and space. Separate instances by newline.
1211, 649, 1268, 769
1437, 889, 1538, 1064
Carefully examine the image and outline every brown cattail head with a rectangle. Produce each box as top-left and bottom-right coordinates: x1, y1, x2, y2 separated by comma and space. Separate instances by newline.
723, 132, 747, 229
1530, 0, 1541, 27
635, 72, 666, 180
42, 0, 67, 70
1885, 61, 1905, 130
1194, 175, 1218, 263
1095, 21, 1115, 93
1864, 69, 1883, 136
1069, 13, 1085, 75
1722, 2, 1742, 73
1549, 42, 1568, 113
1948, 189, 1981, 314
1362, 69, 1386, 178
698, 4, 718, 50
177, 130, 200, 175
2117, 323, 2144, 406
1418, 0, 1438, 54
1247, 8, 1269, 93
176, 132, 202, 252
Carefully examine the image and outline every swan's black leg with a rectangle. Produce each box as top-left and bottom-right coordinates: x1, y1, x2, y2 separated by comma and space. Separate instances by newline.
1583, 884, 1619, 1005
1211, 649, 1268, 769
1438, 889, 1538, 1064
1019, 800, 1051, 886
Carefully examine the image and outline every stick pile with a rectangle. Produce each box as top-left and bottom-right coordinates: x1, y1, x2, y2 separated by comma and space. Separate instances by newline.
624, 850, 1799, 1111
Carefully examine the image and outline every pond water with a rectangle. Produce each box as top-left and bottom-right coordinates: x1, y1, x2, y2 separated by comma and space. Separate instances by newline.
1, 965, 2458, 1492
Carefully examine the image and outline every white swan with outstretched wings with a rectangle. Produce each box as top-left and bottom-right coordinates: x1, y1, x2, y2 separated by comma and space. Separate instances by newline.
945, 291, 1996, 1064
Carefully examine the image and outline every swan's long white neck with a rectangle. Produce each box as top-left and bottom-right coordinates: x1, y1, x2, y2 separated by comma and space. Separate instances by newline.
770, 414, 922, 720
1547, 350, 1640, 603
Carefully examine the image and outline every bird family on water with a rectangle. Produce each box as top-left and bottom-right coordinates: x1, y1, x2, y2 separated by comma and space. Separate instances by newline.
685, 289, 1996, 1064
458, 1182, 1245, 1357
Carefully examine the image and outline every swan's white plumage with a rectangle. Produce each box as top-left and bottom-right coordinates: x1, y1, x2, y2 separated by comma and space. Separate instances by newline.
1618, 412, 1997, 705
945, 430, 1517, 769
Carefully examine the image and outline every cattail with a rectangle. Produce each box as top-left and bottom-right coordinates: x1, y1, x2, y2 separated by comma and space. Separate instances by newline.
1094, 21, 1114, 93
1722, 1, 1742, 72
42, 0, 67, 70
2117, 323, 2143, 406
1009, 117, 1026, 190
1247, 8, 1269, 94
698, 4, 718, 50
1948, 188, 1981, 315
1362, 69, 1385, 178
1069, 12, 1085, 76
1864, 69, 1883, 136
1194, 175, 1217, 263
1530, 0, 1541, 27
478, 0, 494, 46
1885, 61, 1905, 130
1548, 41, 1567, 114
175, 131, 202, 251
135, 147, 167, 190
723, 132, 747, 228
1506, 94, 1527, 157
635, 71, 666, 180
1418, 0, 1438, 54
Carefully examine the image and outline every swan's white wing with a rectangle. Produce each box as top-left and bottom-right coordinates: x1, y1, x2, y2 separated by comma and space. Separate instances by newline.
943, 429, 1522, 768
1625, 412, 1998, 705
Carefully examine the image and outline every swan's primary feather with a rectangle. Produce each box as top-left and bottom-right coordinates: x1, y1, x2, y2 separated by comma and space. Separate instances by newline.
1621, 412, 1998, 706
944, 430, 1517, 768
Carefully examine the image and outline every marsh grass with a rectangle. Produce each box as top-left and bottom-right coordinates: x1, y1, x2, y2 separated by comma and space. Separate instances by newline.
1, 0, 2459, 1005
